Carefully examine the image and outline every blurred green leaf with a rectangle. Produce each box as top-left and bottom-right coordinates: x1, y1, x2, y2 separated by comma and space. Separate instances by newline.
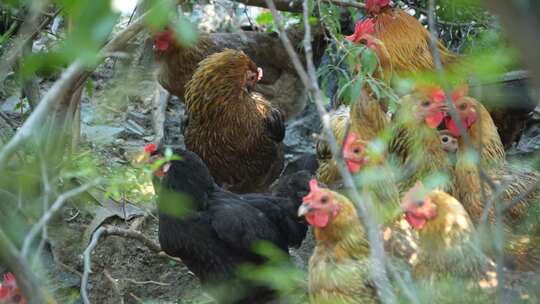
256, 12, 273, 25
174, 14, 198, 47
145, 0, 176, 30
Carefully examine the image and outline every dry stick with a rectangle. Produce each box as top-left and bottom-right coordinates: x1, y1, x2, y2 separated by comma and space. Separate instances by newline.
20, 179, 103, 259
103, 269, 125, 304
0, 12, 148, 170
0, 229, 48, 304
264, 0, 396, 302
81, 225, 179, 304
426, 0, 505, 300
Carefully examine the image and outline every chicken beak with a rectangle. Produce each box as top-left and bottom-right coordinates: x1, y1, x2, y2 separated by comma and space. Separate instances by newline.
298, 204, 312, 217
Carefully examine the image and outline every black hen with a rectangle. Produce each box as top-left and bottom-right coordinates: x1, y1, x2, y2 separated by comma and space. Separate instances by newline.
149, 147, 310, 303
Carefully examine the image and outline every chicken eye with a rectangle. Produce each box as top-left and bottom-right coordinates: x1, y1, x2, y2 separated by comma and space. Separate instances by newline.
458, 103, 467, 111
320, 196, 329, 204
421, 100, 431, 107
359, 38, 368, 45
441, 135, 449, 143
415, 200, 425, 207
353, 147, 361, 154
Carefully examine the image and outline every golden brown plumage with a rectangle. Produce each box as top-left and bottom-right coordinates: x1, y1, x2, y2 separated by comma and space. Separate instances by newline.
401, 182, 497, 295
184, 49, 284, 193
367, 1, 457, 78
298, 180, 376, 304
388, 86, 454, 194
316, 92, 388, 186
447, 88, 540, 270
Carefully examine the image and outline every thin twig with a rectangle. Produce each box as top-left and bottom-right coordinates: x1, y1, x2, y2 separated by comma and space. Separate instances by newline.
81, 227, 107, 304
264, 0, 396, 302
103, 269, 125, 304
21, 179, 103, 258
233, 0, 364, 13
123, 278, 171, 286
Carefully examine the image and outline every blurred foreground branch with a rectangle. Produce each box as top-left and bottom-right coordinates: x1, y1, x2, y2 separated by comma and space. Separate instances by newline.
0, 12, 148, 170
233, 0, 364, 12
0, 229, 48, 304
264, 0, 396, 302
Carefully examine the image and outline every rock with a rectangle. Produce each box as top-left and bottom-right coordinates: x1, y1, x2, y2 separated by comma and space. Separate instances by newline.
509, 105, 540, 156
82, 125, 124, 145
283, 102, 320, 163
1, 95, 30, 114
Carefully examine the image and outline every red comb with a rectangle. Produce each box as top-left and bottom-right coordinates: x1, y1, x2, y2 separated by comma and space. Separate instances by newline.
144, 143, 157, 154
345, 19, 375, 43
154, 30, 173, 51
366, 0, 390, 12
429, 88, 446, 103
303, 179, 321, 203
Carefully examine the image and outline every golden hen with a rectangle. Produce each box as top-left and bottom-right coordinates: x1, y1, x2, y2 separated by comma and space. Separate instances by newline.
298, 179, 376, 304
184, 49, 284, 193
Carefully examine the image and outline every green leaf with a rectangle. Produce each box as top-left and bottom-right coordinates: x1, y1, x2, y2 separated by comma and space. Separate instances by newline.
308, 16, 318, 26
256, 12, 273, 25
145, 0, 175, 30
360, 47, 378, 76
174, 15, 199, 47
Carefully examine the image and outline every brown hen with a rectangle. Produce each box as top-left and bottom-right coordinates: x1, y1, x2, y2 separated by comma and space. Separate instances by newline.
184, 49, 284, 193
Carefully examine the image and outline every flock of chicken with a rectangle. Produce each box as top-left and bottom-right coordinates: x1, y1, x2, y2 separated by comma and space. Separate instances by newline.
140, 0, 539, 303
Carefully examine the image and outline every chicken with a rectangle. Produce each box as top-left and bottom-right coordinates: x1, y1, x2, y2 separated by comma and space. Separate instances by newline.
0, 273, 26, 304
183, 49, 284, 193
388, 85, 454, 193
316, 89, 388, 186
362, 0, 457, 78
144, 144, 310, 303
153, 27, 313, 118
443, 85, 540, 270
298, 180, 376, 304
400, 182, 497, 301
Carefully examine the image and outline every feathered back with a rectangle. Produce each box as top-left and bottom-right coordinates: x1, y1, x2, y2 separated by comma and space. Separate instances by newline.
373, 7, 457, 75
185, 49, 258, 115
350, 90, 388, 140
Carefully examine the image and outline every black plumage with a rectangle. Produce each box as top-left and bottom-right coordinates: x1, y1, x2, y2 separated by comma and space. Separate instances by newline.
153, 148, 310, 303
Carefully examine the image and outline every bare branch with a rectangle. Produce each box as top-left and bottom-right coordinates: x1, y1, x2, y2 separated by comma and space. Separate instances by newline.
21, 179, 103, 259
81, 224, 181, 303
264, 0, 396, 301
0, 12, 148, 170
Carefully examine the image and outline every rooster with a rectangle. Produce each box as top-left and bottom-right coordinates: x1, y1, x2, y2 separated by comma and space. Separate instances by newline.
400, 182, 497, 301
144, 144, 310, 303
298, 180, 376, 304
388, 85, 454, 193
362, 0, 457, 78
184, 49, 284, 193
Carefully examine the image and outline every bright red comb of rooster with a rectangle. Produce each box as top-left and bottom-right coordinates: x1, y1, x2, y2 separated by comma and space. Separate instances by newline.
144, 143, 158, 154
0, 272, 25, 304
345, 18, 375, 44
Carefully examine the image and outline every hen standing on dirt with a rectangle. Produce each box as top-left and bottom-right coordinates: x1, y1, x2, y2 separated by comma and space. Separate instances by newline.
184, 49, 285, 193
144, 145, 310, 303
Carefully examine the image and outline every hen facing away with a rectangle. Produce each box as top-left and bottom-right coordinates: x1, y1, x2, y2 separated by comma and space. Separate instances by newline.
401, 182, 497, 303
153, 28, 311, 118
298, 180, 376, 304
184, 49, 285, 194
144, 145, 310, 304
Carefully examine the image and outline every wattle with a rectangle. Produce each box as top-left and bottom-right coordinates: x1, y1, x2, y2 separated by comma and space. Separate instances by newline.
405, 212, 427, 230
444, 117, 461, 137
425, 112, 444, 128
306, 211, 330, 228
